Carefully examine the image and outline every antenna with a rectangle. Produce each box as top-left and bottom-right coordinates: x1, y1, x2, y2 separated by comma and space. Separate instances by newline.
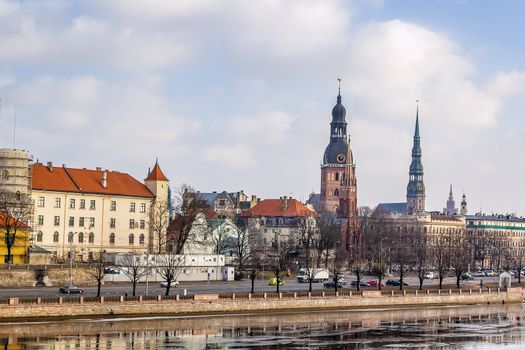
13, 105, 17, 148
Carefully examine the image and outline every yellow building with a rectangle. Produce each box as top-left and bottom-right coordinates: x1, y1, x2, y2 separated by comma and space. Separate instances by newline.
0, 214, 30, 264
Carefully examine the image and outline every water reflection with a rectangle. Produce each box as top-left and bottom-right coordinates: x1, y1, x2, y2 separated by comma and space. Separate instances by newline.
1, 304, 524, 349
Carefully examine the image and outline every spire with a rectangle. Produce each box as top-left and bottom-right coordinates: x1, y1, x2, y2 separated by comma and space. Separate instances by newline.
337, 78, 342, 103
449, 184, 453, 200
406, 100, 425, 215
414, 100, 420, 138
145, 159, 168, 181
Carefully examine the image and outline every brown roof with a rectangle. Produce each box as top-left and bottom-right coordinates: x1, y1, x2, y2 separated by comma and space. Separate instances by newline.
32, 163, 154, 198
243, 198, 315, 218
145, 161, 168, 181
430, 214, 463, 222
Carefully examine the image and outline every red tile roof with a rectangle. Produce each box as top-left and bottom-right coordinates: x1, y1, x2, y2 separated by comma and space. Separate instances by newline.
145, 161, 168, 181
32, 163, 154, 198
0, 213, 29, 228
243, 198, 315, 218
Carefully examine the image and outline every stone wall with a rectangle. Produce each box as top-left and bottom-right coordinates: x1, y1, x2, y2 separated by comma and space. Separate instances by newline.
0, 267, 94, 287
1, 288, 522, 320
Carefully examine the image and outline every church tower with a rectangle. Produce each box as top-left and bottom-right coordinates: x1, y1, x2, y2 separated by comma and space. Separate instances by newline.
406, 103, 426, 215
444, 184, 458, 216
319, 80, 359, 252
460, 191, 468, 216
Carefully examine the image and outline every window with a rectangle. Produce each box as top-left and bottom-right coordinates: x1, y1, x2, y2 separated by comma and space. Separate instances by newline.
54, 216, 60, 226
219, 199, 226, 206
79, 217, 84, 227
140, 220, 145, 229
38, 197, 45, 207
88, 232, 94, 244
334, 189, 339, 197
89, 217, 95, 227
130, 202, 136, 212
110, 218, 116, 228
68, 232, 73, 243
37, 215, 44, 226
109, 233, 115, 245
69, 217, 74, 227
1, 169, 8, 180
54, 198, 61, 208
78, 232, 84, 243
139, 234, 145, 245
129, 234, 134, 245
80, 199, 86, 209
140, 203, 146, 213
90, 200, 96, 210
110, 201, 116, 211
129, 219, 135, 229
53, 232, 59, 242
69, 199, 75, 209
36, 231, 43, 242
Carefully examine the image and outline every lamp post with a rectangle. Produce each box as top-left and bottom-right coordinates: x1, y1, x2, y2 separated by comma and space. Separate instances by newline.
68, 232, 77, 286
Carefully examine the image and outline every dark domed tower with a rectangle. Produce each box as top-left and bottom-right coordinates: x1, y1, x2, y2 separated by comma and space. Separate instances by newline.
319, 82, 359, 252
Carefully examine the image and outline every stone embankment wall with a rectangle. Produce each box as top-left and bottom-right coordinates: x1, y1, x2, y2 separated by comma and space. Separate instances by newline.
1, 288, 522, 320
0, 266, 93, 287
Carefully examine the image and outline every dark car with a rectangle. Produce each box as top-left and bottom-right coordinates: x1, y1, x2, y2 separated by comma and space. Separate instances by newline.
59, 285, 84, 294
350, 280, 369, 288
104, 267, 120, 274
385, 280, 409, 287
323, 280, 347, 288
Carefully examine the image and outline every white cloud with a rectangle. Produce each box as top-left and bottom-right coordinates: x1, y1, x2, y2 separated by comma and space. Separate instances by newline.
202, 144, 256, 169
228, 110, 297, 144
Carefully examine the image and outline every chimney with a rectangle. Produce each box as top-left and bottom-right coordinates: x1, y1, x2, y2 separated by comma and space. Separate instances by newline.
96, 167, 102, 171
283, 196, 289, 210
251, 195, 257, 207
236, 191, 241, 209
101, 170, 108, 189
46, 162, 53, 172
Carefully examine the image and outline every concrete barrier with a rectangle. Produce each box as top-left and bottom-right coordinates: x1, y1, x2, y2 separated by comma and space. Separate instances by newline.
1, 288, 522, 321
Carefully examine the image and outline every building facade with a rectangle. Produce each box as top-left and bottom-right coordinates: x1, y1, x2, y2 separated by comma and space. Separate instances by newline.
0, 148, 32, 195
31, 160, 169, 261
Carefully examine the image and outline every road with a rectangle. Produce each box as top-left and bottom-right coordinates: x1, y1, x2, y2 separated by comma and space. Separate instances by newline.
0, 274, 505, 299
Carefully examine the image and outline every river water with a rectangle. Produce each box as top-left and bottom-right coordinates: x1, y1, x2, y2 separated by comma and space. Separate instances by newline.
1, 304, 525, 349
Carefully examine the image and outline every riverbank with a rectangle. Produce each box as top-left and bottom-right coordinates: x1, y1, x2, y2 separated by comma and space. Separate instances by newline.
1, 287, 523, 321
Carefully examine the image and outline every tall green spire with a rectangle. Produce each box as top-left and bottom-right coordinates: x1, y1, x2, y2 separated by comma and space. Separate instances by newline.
406, 100, 425, 214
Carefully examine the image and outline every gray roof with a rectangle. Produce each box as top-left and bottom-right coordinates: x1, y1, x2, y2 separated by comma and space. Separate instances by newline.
30, 245, 53, 254
306, 193, 321, 205
375, 202, 407, 215
466, 214, 525, 223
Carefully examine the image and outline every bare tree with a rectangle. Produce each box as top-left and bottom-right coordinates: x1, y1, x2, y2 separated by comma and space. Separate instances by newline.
87, 252, 107, 297
246, 241, 265, 293
209, 218, 232, 256
0, 191, 33, 264
328, 247, 347, 293
430, 234, 452, 290
233, 220, 257, 274
149, 200, 170, 254
155, 253, 184, 296
168, 184, 210, 254
269, 239, 294, 293
120, 254, 147, 296
449, 229, 471, 288
295, 216, 321, 292
316, 211, 339, 269
391, 226, 413, 290
349, 258, 367, 291
413, 232, 429, 290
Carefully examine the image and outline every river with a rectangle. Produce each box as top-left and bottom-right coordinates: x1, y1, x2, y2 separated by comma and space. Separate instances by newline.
1, 304, 524, 349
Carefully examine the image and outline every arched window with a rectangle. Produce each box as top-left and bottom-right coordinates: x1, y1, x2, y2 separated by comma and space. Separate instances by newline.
109, 233, 115, 245
88, 232, 94, 244
129, 234, 134, 245
53, 231, 59, 242
335, 173, 339, 181
78, 232, 84, 243
36, 231, 43, 242
1, 169, 9, 180
139, 234, 145, 245
68, 232, 74, 243
334, 189, 339, 197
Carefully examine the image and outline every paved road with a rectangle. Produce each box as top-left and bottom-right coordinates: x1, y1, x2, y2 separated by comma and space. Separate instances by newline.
0, 274, 504, 299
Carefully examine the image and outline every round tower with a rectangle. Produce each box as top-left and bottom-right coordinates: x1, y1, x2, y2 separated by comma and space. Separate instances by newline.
0, 148, 32, 195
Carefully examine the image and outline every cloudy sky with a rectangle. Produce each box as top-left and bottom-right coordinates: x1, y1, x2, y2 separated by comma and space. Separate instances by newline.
0, 0, 524, 215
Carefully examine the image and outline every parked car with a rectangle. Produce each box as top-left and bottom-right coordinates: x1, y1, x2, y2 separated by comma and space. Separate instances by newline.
350, 280, 369, 288
424, 272, 437, 279
104, 267, 120, 274
471, 271, 485, 277
59, 285, 84, 294
483, 269, 495, 277
324, 280, 346, 289
160, 281, 179, 288
366, 280, 384, 288
297, 268, 329, 283
268, 278, 285, 286
385, 280, 409, 287
461, 273, 473, 280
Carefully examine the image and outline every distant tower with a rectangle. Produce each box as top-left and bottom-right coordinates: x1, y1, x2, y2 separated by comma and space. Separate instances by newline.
0, 148, 32, 195
145, 158, 170, 253
319, 80, 359, 252
406, 103, 425, 215
444, 184, 458, 216
460, 191, 468, 216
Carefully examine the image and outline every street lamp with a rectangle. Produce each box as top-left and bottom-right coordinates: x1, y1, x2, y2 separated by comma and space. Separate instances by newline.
68, 231, 79, 286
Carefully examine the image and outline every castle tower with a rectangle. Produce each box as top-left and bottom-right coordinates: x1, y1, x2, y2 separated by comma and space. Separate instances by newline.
406, 103, 426, 215
145, 158, 170, 253
0, 149, 32, 195
319, 80, 359, 252
460, 191, 468, 216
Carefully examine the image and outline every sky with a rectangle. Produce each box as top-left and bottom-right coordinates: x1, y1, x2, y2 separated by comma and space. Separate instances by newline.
0, 0, 524, 216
